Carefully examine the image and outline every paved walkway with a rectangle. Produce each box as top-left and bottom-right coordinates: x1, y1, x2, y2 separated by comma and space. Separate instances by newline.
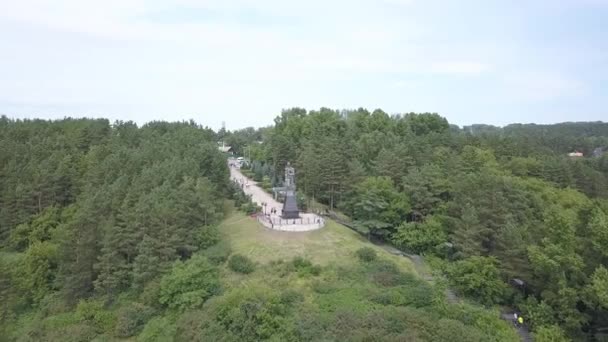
230, 166, 282, 212
229, 164, 324, 232
501, 313, 533, 342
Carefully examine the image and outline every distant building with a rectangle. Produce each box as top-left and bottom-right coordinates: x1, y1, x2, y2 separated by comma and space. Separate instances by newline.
568, 151, 584, 158
218, 143, 234, 155
593, 147, 604, 158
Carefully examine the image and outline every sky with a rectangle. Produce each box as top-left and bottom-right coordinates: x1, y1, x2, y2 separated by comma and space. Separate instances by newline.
0, 0, 607, 129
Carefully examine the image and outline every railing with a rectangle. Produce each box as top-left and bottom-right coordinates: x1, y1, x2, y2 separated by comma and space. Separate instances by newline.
256, 214, 325, 231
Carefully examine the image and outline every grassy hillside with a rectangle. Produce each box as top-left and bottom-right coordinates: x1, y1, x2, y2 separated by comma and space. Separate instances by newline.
220, 212, 417, 272
2, 210, 520, 341
201, 212, 520, 342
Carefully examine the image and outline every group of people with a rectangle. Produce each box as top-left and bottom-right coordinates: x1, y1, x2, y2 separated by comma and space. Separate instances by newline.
513, 313, 524, 326
233, 177, 249, 189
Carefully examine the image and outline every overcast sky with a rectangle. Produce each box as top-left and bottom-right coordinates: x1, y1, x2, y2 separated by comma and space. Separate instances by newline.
1, 0, 607, 129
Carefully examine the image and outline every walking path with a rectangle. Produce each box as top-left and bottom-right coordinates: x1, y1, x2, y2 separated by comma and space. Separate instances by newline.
501, 313, 533, 342
229, 164, 324, 232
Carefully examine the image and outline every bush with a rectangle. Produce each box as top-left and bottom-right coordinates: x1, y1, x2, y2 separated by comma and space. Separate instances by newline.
228, 254, 255, 274
46, 323, 97, 342
312, 280, 338, 294
310, 265, 322, 276
371, 283, 435, 308
196, 225, 220, 249
138, 317, 177, 342
391, 217, 447, 254
240, 201, 259, 215
214, 287, 296, 341
158, 255, 221, 310
292, 256, 322, 277
114, 303, 155, 338
445, 256, 507, 305
519, 297, 556, 330
203, 241, 232, 265
368, 260, 416, 287
261, 176, 272, 192
534, 325, 569, 342
292, 256, 313, 269
139, 280, 162, 309
431, 318, 486, 342
279, 290, 304, 305
75, 299, 116, 333
174, 310, 235, 342
355, 247, 377, 262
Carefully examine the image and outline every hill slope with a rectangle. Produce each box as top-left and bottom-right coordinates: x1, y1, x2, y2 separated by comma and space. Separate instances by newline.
220, 212, 417, 272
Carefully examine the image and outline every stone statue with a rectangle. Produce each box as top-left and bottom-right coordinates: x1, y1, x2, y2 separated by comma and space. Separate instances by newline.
285, 162, 295, 189
282, 162, 300, 219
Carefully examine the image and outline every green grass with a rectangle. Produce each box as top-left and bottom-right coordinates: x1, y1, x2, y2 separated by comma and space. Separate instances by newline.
218, 212, 417, 274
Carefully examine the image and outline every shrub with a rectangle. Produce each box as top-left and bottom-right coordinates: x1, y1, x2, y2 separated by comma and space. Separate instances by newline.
138, 317, 177, 342
196, 225, 220, 249
158, 255, 221, 310
228, 254, 255, 274
279, 289, 304, 305
174, 310, 235, 342
534, 325, 570, 342
519, 297, 556, 330
214, 287, 296, 341
75, 299, 116, 333
114, 303, 155, 338
355, 247, 377, 262
270, 259, 296, 277
310, 265, 322, 276
139, 280, 162, 309
391, 217, 447, 254
45, 323, 97, 342
240, 201, 259, 215
445, 256, 507, 305
312, 280, 337, 294
292, 256, 312, 269
431, 318, 486, 342
203, 241, 232, 265
292, 257, 322, 277
368, 260, 416, 287
371, 283, 435, 308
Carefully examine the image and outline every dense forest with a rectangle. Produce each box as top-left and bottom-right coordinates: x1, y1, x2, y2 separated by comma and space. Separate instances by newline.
1, 113, 607, 341
233, 108, 608, 341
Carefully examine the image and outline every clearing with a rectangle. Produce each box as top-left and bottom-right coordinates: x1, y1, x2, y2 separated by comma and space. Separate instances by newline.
219, 211, 417, 274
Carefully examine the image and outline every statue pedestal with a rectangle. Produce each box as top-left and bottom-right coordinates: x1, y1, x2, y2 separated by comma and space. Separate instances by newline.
282, 191, 300, 219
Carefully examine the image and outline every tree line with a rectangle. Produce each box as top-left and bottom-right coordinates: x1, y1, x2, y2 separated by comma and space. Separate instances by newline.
0, 117, 230, 331
2, 112, 608, 340
243, 108, 608, 340
0, 115, 522, 341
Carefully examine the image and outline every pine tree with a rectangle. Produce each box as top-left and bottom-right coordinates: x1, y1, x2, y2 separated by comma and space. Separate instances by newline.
57, 210, 100, 302
451, 204, 485, 258
132, 235, 163, 289
94, 211, 138, 295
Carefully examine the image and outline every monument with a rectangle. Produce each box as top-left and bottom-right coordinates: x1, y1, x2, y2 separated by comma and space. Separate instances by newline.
281, 162, 300, 219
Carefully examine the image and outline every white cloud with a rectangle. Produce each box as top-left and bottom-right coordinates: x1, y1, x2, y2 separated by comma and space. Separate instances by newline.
0, 0, 604, 127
